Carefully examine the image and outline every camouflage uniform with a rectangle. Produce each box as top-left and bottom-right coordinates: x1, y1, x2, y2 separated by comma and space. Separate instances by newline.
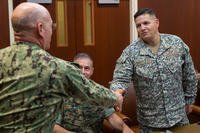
110, 34, 198, 131
0, 42, 116, 133
56, 80, 115, 133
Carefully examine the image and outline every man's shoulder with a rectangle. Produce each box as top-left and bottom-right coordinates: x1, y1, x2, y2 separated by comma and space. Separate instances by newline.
53, 58, 80, 72
122, 39, 143, 56
160, 33, 190, 52
160, 33, 182, 41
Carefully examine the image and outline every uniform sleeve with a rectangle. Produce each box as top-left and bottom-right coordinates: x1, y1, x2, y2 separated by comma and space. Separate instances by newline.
55, 113, 62, 125
102, 108, 115, 118
61, 62, 117, 109
181, 42, 198, 104
110, 48, 134, 91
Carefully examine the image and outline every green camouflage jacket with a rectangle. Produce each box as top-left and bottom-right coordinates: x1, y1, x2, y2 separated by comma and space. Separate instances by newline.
56, 80, 115, 133
0, 42, 116, 133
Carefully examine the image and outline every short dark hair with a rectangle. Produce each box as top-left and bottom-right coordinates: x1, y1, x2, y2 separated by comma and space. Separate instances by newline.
134, 8, 156, 19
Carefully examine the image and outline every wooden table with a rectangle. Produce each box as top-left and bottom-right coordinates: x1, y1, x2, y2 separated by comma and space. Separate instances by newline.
152, 123, 200, 133
172, 123, 200, 133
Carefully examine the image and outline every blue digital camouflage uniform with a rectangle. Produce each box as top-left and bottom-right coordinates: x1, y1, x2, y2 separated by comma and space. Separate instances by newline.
0, 42, 116, 133
56, 79, 115, 133
110, 34, 198, 129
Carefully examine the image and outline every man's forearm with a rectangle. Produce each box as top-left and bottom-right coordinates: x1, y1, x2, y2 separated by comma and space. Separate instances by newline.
107, 113, 125, 130
107, 113, 134, 133
53, 124, 74, 133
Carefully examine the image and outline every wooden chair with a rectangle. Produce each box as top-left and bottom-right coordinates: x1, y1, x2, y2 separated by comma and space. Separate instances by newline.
102, 83, 139, 133
188, 82, 200, 123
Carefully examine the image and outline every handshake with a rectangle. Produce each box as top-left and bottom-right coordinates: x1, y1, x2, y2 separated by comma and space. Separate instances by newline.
112, 89, 126, 112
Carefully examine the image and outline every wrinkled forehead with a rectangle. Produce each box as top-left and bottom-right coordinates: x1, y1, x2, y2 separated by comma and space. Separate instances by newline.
74, 58, 93, 67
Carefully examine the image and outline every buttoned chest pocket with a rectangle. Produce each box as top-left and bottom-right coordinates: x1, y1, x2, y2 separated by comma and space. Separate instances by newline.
162, 53, 184, 74
134, 57, 156, 80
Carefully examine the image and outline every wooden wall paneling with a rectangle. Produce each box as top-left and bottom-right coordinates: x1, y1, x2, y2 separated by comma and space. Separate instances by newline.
12, 0, 130, 87
0, 0, 10, 48
13, 0, 77, 61
42, 0, 77, 61
13, 0, 26, 8
82, 0, 130, 86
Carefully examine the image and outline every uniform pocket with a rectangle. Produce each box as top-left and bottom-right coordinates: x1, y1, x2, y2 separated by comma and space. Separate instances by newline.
135, 57, 156, 79
163, 56, 183, 74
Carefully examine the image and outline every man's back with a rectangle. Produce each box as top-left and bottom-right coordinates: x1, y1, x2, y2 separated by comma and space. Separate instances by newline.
0, 2, 117, 132
0, 42, 116, 132
0, 42, 65, 132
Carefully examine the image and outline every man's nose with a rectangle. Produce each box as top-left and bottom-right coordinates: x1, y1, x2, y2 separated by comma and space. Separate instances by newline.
140, 24, 145, 30
81, 68, 86, 74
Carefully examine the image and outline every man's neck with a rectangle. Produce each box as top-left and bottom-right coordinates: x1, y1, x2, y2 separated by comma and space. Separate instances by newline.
14, 32, 41, 47
146, 33, 160, 54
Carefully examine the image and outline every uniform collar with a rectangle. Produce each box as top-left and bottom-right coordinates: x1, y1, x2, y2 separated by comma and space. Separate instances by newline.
139, 34, 172, 57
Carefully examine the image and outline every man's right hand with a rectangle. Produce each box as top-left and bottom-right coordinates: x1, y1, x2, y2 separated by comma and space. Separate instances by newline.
112, 89, 126, 112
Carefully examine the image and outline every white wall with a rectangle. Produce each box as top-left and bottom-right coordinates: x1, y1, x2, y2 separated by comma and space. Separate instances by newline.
130, 0, 138, 43
8, 0, 14, 45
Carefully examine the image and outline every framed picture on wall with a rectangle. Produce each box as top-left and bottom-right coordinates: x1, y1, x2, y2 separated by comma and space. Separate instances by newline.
98, 0, 120, 4
27, 0, 52, 4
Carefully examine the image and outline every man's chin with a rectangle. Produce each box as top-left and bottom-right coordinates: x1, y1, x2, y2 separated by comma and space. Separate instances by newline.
141, 36, 151, 42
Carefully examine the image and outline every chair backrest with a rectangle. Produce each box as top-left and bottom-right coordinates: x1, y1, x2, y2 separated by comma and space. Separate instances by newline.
122, 83, 138, 125
195, 81, 200, 106
102, 83, 138, 132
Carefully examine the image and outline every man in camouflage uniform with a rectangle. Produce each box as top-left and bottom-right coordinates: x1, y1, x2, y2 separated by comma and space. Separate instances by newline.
0, 2, 117, 133
110, 8, 198, 133
54, 53, 133, 133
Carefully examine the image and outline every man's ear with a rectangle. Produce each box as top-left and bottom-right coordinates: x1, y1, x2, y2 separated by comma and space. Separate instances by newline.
37, 22, 44, 38
155, 18, 159, 28
35, 22, 46, 49
91, 67, 94, 75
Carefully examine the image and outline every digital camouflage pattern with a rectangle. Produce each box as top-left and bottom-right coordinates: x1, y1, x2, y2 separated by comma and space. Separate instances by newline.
110, 34, 198, 128
0, 42, 116, 133
56, 80, 115, 133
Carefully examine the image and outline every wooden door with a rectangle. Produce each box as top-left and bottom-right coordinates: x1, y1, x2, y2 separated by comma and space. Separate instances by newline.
13, 0, 130, 87
41, 0, 130, 87
85, 1, 130, 86
12, 0, 77, 61
70, 0, 130, 86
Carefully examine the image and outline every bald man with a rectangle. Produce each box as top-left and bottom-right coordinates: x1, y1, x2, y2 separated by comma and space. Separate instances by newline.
0, 2, 117, 132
